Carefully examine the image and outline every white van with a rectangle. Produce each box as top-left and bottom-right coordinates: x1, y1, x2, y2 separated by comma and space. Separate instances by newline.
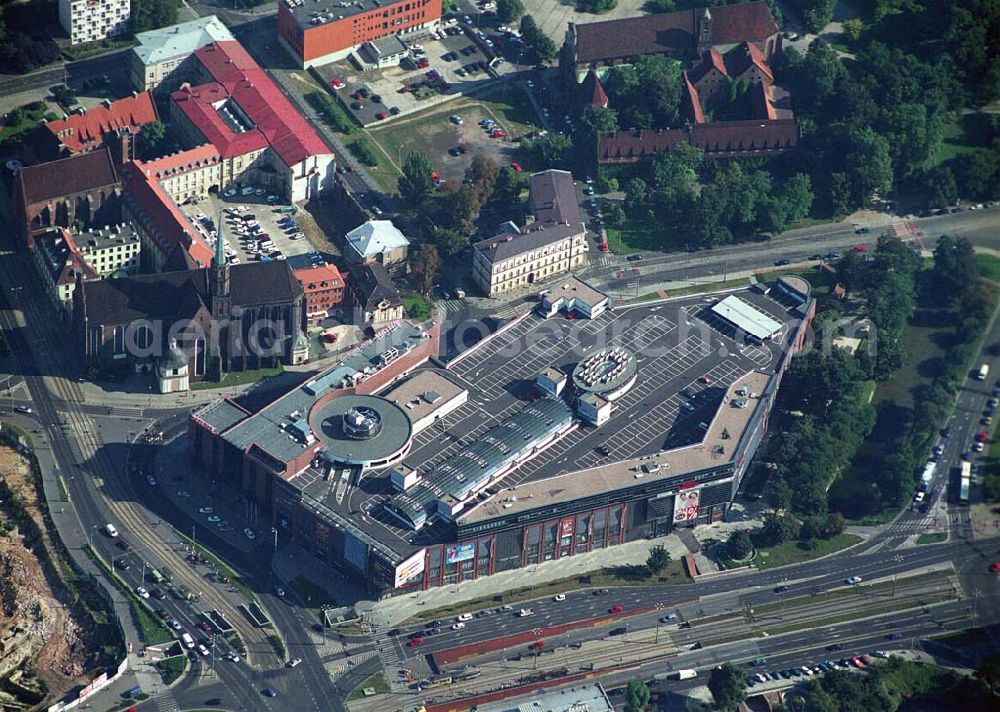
181, 633, 195, 649
457, 612, 474, 622
105, 523, 119, 538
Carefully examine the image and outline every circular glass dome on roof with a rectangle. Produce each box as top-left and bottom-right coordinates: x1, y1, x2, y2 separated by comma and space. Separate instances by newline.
571, 347, 638, 401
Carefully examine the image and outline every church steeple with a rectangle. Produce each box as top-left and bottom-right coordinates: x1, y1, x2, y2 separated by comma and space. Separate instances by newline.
210, 212, 230, 300
697, 6, 714, 56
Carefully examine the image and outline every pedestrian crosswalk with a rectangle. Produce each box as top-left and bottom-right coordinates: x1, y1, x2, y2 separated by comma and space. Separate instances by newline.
326, 649, 377, 677
372, 632, 409, 692
145, 690, 180, 712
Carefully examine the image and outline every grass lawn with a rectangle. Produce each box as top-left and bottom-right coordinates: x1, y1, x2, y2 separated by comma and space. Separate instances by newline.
56, 475, 68, 501
917, 532, 948, 544
62, 37, 133, 62
191, 365, 283, 391
347, 672, 391, 701
87, 546, 174, 645
628, 278, 752, 303
177, 534, 257, 604
605, 216, 661, 254
975, 253, 1000, 282
402, 291, 433, 321
937, 112, 996, 164
366, 86, 542, 194
0, 101, 56, 143
155, 655, 187, 684
751, 533, 862, 569
768, 267, 836, 296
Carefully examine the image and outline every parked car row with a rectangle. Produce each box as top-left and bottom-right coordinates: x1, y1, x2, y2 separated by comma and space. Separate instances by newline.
747, 651, 888, 687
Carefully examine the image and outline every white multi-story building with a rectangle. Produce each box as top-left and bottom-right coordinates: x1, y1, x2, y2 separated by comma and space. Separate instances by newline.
129, 15, 234, 92
472, 170, 588, 297
59, 0, 130, 46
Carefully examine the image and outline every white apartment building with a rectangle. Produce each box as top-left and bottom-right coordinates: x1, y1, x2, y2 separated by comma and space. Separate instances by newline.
60, 0, 130, 46
472, 170, 588, 297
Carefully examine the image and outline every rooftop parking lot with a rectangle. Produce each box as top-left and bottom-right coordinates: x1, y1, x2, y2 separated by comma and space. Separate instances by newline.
305, 286, 801, 553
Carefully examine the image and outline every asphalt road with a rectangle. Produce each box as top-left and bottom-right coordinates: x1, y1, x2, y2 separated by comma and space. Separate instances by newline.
590, 208, 1000, 297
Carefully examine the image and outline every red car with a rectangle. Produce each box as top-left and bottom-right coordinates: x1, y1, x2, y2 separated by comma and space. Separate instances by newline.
853, 244, 869, 253
431, 171, 442, 182
989, 561, 1000, 573
492, 129, 507, 138
609, 603, 623, 614
321, 333, 338, 344
407, 636, 423, 647
699, 375, 712, 384
510, 161, 522, 171
600, 241, 609, 253
376, 111, 388, 120
330, 78, 345, 90
977, 430, 989, 443
529, 640, 545, 650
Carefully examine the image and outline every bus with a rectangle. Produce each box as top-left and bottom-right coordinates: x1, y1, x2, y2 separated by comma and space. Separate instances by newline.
959, 461, 971, 505
977, 363, 990, 380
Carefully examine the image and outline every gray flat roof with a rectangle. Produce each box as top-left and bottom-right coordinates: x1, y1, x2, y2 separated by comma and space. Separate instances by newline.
387, 398, 574, 529
282, 0, 410, 31
383, 370, 467, 426
312, 394, 412, 464
193, 398, 252, 434
543, 276, 609, 310
475, 683, 613, 712
221, 321, 433, 464
711, 294, 784, 340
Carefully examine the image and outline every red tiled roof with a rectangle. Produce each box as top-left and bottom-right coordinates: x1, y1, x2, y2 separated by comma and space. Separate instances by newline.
43, 92, 158, 154
293, 263, 344, 294
141, 144, 222, 179
573, 1, 778, 65
121, 160, 214, 268
750, 82, 777, 120
723, 41, 774, 83
580, 69, 609, 108
174, 41, 330, 167
682, 73, 706, 124
598, 119, 798, 162
18, 148, 120, 205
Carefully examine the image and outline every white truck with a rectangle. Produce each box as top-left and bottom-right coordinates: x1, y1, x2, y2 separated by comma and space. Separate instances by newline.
674, 669, 698, 680
180, 633, 195, 649
978, 363, 989, 380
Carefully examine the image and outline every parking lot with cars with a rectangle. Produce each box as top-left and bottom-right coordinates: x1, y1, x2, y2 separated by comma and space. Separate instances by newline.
185, 190, 319, 265
313, 15, 524, 124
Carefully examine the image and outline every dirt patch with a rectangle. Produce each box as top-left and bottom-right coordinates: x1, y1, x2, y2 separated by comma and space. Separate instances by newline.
0, 444, 89, 708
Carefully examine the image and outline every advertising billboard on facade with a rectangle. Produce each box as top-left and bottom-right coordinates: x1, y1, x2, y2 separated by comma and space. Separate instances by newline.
559, 517, 575, 542
673, 489, 701, 523
394, 549, 426, 588
446, 543, 475, 564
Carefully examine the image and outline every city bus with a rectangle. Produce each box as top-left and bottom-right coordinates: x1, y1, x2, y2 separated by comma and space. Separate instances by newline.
959, 461, 971, 505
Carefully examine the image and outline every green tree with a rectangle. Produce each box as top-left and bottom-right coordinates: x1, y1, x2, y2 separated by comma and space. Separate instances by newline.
430, 228, 469, 258
399, 151, 435, 200
577, 0, 618, 13
526, 133, 574, 169
138, 120, 168, 161
129, 0, 179, 35
727, 529, 753, 559
646, 544, 670, 574
644, 0, 676, 12
603, 202, 625, 227
765, 475, 793, 510
496, 0, 524, 24
410, 244, 441, 295
708, 663, 747, 712
624, 679, 652, 712
520, 15, 557, 64
821, 511, 846, 538
489, 167, 529, 214
348, 138, 379, 166
761, 512, 800, 545
624, 177, 648, 211
842, 17, 864, 43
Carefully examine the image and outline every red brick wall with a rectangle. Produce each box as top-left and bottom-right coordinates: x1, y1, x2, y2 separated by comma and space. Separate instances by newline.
279, 0, 443, 64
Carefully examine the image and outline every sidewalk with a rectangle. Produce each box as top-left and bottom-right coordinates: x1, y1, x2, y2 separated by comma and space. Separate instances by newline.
31, 429, 168, 700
